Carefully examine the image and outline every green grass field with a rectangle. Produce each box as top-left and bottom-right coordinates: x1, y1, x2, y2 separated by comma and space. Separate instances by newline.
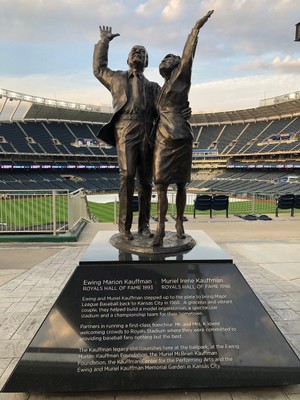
0, 195, 281, 228
0, 195, 68, 227
88, 201, 117, 223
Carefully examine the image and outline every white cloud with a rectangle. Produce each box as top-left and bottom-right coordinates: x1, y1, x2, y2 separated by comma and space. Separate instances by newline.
1, 1, 299, 113
272, 55, 300, 73
189, 73, 300, 112
0, 71, 113, 107
233, 59, 270, 73
162, 0, 183, 20
2, 69, 298, 114
135, 0, 163, 15
233, 55, 300, 74
0, 0, 127, 42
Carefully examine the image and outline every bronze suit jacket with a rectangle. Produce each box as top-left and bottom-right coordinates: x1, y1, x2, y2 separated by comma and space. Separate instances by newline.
93, 39, 160, 147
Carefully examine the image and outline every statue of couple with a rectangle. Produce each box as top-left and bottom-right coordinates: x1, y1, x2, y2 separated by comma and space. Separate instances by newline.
93, 11, 214, 247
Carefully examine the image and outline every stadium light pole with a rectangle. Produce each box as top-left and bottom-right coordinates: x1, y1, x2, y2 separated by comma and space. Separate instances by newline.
295, 22, 300, 41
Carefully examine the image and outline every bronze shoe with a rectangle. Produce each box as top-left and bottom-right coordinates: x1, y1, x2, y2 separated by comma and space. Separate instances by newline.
152, 231, 165, 247
120, 230, 134, 240
138, 226, 154, 238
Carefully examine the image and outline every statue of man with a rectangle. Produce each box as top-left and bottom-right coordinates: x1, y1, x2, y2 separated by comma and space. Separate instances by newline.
152, 10, 214, 246
93, 27, 160, 240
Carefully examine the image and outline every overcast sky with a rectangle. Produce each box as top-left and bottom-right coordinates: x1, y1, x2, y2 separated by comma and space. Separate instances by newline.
1, 0, 299, 112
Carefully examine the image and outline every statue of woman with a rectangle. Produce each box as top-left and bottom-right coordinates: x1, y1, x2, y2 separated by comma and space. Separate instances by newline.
152, 10, 214, 246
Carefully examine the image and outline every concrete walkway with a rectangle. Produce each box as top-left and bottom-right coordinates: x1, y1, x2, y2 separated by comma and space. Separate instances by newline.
0, 217, 300, 399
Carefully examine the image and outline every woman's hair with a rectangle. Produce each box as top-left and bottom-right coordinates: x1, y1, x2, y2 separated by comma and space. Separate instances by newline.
159, 54, 181, 78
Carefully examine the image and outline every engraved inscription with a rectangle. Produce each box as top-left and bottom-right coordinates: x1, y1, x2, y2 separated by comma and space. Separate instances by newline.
77, 273, 239, 374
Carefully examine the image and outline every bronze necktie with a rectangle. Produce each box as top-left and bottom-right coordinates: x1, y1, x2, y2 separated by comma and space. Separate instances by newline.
132, 73, 142, 110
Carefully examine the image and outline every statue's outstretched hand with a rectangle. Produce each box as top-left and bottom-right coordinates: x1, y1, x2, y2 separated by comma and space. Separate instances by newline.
195, 10, 214, 30
99, 26, 120, 41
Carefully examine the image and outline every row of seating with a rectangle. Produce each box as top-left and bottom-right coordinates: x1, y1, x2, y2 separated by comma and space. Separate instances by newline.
0, 122, 113, 157
132, 194, 229, 219
189, 170, 300, 195
0, 170, 120, 192
275, 194, 300, 217
194, 193, 300, 218
196, 117, 300, 155
1, 117, 299, 161
194, 195, 229, 218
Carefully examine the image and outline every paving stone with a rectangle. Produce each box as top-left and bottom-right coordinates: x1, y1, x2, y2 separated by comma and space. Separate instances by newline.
0, 314, 28, 339
230, 388, 287, 399
286, 301, 300, 312
6, 302, 36, 314
0, 358, 20, 393
275, 319, 300, 335
0, 390, 28, 400
0, 302, 13, 310
274, 308, 300, 321
12, 315, 45, 340
200, 392, 232, 399
284, 384, 300, 394
0, 340, 29, 358
30, 296, 57, 314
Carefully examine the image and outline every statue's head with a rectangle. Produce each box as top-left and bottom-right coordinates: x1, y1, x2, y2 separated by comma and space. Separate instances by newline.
159, 54, 180, 79
127, 45, 148, 71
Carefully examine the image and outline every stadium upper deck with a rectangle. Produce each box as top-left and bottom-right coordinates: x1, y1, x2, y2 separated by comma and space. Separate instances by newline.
1, 88, 300, 125
1, 87, 300, 163
0, 88, 299, 194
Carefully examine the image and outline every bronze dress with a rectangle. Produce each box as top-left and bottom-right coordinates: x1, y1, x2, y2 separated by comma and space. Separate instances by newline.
153, 28, 199, 185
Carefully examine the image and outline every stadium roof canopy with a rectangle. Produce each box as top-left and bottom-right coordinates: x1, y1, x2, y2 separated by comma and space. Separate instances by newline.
0, 88, 113, 124
1, 87, 300, 126
191, 90, 300, 125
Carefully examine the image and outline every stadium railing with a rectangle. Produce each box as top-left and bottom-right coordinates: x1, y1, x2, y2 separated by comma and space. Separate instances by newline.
98, 192, 293, 223
0, 188, 91, 235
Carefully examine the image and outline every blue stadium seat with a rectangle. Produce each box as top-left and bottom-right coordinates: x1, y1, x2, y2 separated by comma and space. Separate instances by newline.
275, 194, 295, 217
293, 195, 300, 215
194, 195, 212, 218
211, 195, 229, 218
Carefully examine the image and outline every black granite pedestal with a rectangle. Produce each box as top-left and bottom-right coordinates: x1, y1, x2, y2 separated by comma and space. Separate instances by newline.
3, 231, 300, 392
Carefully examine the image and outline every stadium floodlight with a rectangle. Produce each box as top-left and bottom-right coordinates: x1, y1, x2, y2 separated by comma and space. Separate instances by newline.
295, 22, 300, 41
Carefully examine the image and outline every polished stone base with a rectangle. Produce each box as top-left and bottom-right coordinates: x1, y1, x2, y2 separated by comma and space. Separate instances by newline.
80, 230, 232, 264
3, 231, 300, 393
110, 231, 196, 254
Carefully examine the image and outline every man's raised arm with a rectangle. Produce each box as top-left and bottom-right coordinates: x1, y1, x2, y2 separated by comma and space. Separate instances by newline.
93, 26, 120, 77
99, 26, 120, 43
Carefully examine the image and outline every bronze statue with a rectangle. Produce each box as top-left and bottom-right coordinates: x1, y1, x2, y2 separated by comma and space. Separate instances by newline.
93, 27, 191, 243
152, 11, 214, 246
93, 27, 160, 240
